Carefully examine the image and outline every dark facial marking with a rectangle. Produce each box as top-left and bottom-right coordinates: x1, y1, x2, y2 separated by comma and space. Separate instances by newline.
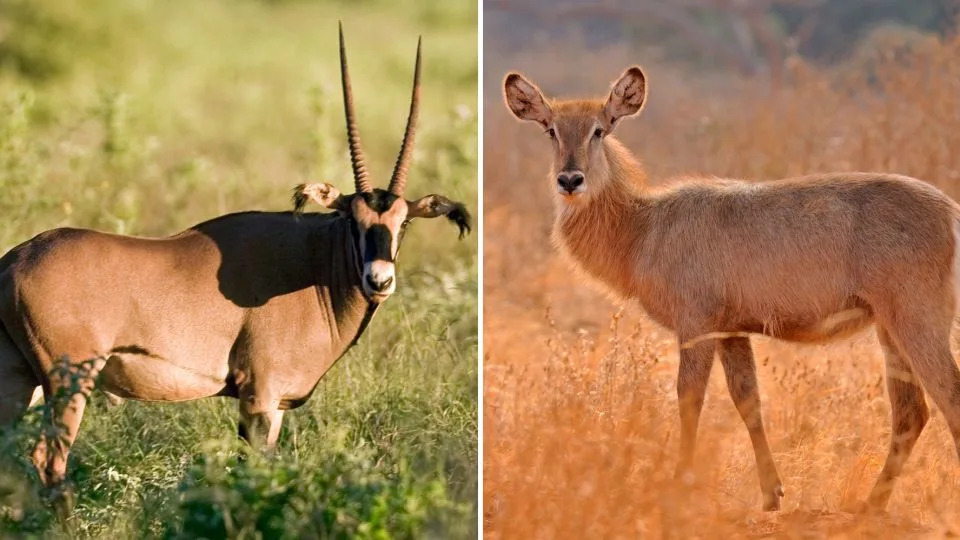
365, 224, 394, 263
360, 189, 400, 214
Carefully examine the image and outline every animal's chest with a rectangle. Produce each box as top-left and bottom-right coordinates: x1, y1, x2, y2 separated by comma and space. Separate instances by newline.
229, 296, 375, 406
227, 328, 336, 407
555, 226, 639, 301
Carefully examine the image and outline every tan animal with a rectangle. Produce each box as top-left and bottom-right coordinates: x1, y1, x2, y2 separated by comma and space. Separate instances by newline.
0, 24, 470, 510
503, 66, 960, 511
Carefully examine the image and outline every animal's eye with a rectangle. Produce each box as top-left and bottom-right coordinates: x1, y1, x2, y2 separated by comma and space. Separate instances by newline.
545, 127, 556, 139
593, 127, 604, 139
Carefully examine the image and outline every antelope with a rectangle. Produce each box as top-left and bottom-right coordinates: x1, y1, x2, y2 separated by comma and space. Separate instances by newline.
503, 66, 960, 511
0, 24, 470, 511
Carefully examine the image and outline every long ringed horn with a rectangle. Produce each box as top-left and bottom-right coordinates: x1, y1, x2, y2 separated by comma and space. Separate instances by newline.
339, 22, 372, 193
388, 37, 422, 196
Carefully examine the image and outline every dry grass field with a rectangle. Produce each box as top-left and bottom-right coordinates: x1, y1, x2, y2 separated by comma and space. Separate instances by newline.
483, 27, 960, 538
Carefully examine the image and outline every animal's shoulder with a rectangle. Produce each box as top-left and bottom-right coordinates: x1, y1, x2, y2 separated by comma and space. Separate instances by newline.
189, 210, 339, 235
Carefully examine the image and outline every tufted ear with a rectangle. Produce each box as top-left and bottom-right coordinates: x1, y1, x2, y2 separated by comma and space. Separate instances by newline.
407, 194, 472, 239
292, 183, 351, 214
603, 66, 648, 130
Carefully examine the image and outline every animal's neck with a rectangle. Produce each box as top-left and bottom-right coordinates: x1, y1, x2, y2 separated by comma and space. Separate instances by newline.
553, 137, 649, 299
312, 218, 374, 357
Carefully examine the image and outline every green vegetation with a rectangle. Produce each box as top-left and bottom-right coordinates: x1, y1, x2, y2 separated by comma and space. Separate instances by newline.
0, 0, 478, 537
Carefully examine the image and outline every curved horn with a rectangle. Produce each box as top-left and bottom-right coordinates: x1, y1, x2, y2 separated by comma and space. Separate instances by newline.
339, 22, 372, 193
388, 37, 422, 196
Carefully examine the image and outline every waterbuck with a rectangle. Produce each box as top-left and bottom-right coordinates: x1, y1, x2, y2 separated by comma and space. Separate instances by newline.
0, 25, 470, 507
503, 66, 960, 511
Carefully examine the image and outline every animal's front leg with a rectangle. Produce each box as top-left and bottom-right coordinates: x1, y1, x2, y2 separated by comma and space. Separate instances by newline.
238, 392, 284, 453
717, 337, 783, 511
674, 338, 714, 485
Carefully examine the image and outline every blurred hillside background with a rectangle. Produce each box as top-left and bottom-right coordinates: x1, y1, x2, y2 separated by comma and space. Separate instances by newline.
485, 0, 958, 97
0, 0, 477, 537
484, 1, 960, 538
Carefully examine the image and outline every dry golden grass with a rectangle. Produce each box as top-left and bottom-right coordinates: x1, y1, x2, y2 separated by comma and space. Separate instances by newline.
484, 30, 960, 539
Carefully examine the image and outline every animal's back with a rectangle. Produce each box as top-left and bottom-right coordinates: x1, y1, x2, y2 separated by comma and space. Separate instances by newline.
0, 227, 237, 394
637, 172, 960, 338
0, 211, 328, 332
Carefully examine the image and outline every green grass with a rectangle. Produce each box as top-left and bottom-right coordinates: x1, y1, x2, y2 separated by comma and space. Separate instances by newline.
0, 0, 477, 537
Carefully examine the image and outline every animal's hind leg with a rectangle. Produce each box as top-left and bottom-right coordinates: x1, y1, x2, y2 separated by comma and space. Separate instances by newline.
0, 325, 49, 482
882, 309, 960, 460
0, 324, 38, 427
0, 375, 39, 480
718, 337, 783, 511
0, 364, 39, 428
30, 386, 88, 520
880, 304, 960, 510
866, 327, 929, 510
37, 356, 103, 518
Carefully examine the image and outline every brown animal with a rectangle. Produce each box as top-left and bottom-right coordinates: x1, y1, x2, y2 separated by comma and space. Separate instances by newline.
503, 66, 960, 511
0, 24, 470, 510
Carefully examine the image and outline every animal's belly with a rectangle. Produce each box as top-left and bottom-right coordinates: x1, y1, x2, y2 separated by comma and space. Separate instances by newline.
764, 308, 874, 343
99, 312, 238, 400
99, 352, 228, 401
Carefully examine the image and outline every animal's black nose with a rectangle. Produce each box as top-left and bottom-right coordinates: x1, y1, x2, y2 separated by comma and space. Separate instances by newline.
557, 171, 584, 193
366, 274, 394, 292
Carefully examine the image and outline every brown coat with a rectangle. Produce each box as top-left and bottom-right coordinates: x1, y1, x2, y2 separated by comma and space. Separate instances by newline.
504, 66, 960, 512
0, 211, 370, 409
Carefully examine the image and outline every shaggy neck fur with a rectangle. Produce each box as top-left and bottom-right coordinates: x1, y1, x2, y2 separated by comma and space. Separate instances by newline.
553, 137, 650, 300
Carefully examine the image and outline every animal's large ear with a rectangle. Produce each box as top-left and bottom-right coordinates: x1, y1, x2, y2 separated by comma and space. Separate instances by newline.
407, 194, 471, 239
503, 72, 552, 127
603, 66, 647, 130
293, 183, 350, 214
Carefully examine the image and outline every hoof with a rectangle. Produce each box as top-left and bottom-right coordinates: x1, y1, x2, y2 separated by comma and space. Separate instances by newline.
862, 490, 891, 514
762, 484, 784, 512
45, 484, 76, 525
838, 498, 886, 515
855, 499, 888, 515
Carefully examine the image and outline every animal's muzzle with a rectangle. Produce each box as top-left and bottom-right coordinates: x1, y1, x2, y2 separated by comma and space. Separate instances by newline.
366, 274, 393, 292
362, 260, 396, 300
557, 170, 585, 195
